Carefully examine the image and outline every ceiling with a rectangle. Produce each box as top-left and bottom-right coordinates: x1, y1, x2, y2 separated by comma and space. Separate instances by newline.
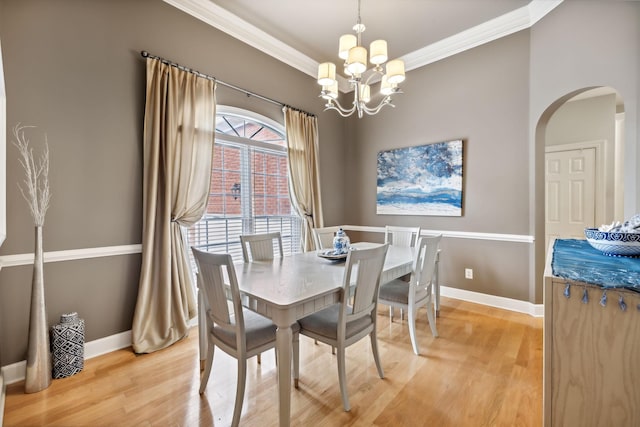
165, 0, 563, 90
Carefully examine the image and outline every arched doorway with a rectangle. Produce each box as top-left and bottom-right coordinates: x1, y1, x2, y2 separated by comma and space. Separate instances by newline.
534, 86, 625, 298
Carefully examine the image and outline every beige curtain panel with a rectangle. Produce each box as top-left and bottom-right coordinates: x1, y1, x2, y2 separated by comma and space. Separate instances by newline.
284, 108, 324, 252
132, 58, 216, 353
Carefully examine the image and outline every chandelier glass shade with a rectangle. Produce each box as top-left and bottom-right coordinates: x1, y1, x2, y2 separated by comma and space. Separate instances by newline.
317, 0, 405, 118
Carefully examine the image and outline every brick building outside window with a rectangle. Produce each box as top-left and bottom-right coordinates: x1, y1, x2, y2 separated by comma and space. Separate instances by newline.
188, 106, 303, 263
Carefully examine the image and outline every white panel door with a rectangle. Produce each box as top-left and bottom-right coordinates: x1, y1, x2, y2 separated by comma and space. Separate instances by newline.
545, 148, 596, 250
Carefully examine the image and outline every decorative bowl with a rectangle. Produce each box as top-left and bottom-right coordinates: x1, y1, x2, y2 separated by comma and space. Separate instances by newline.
584, 228, 640, 257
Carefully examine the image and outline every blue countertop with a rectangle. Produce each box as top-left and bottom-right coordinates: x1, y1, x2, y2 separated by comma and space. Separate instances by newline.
551, 239, 640, 291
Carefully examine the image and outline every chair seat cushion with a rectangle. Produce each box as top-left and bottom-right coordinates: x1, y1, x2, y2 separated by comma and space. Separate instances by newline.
213, 308, 299, 351
379, 279, 410, 304
298, 304, 372, 341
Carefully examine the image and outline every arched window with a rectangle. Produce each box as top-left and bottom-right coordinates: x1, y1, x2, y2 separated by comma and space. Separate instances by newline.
188, 106, 302, 262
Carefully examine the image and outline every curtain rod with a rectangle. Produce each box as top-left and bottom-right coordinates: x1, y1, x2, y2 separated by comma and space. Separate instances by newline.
140, 51, 314, 116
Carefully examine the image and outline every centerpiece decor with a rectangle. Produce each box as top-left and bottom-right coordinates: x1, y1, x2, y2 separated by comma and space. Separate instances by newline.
12, 124, 52, 393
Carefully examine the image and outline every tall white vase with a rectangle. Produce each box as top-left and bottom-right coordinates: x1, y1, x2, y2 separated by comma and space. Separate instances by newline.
24, 225, 51, 393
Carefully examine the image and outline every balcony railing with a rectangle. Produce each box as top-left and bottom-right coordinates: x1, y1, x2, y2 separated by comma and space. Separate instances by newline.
187, 214, 303, 263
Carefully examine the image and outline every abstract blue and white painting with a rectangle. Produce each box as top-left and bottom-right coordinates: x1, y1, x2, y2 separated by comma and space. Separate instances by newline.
377, 140, 463, 216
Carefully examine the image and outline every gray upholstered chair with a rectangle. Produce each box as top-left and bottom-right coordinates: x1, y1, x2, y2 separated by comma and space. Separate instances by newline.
192, 248, 299, 427
239, 231, 283, 262
239, 231, 284, 364
378, 235, 441, 355
296, 243, 389, 411
384, 225, 422, 320
312, 226, 341, 250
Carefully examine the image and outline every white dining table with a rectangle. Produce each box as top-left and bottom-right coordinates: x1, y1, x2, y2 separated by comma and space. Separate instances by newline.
197, 242, 414, 427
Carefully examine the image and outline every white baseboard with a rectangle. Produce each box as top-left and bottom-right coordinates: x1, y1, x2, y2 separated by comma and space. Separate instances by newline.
440, 285, 544, 317
0, 292, 541, 388
1, 330, 132, 386
0, 372, 5, 427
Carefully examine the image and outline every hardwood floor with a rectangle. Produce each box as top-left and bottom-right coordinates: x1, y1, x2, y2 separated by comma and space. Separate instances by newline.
4, 297, 542, 426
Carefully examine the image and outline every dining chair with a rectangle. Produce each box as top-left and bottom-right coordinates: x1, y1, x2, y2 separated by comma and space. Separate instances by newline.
240, 231, 283, 262
384, 225, 422, 247
192, 248, 299, 427
239, 231, 284, 364
296, 243, 389, 411
384, 225, 421, 320
378, 235, 442, 355
312, 226, 341, 250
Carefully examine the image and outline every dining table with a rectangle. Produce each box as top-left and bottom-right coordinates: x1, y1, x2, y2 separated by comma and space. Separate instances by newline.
197, 242, 415, 427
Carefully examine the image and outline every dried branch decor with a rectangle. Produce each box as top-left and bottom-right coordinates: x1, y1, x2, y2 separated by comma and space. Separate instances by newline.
12, 124, 51, 226
12, 123, 53, 393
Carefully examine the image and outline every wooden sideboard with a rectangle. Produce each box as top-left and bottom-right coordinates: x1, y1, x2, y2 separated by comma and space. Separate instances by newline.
544, 242, 640, 426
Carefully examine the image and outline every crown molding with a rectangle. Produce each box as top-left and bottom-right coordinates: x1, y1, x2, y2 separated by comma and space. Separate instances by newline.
402, 0, 563, 71
164, 0, 562, 92
163, 0, 319, 77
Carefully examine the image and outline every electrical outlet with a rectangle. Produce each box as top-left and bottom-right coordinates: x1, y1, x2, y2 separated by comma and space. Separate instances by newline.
465, 268, 473, 279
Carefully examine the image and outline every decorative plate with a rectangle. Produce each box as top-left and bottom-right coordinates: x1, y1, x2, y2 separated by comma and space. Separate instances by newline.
584, 228, 640, 257
317, 249, 349, 261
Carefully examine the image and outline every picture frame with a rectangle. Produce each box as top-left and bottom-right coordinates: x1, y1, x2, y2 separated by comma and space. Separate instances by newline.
376, 139, 463, 216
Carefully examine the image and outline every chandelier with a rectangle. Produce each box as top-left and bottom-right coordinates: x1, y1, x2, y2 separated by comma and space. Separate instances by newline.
317, 0, 406, 118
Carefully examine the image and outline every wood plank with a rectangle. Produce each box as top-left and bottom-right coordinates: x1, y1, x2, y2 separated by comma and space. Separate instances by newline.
4, 298, 542, 426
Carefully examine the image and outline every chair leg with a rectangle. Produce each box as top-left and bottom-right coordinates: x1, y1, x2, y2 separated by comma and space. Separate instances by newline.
232, 357, 247, 427
257, 353, 261, 364
426, 301, 439, 338
336, 346, 350, 411
389, 306, 394, 321
408, 305, 420, 355
199, 342, 215, 394
370, 330, 384, 379
293, 332, 300, 389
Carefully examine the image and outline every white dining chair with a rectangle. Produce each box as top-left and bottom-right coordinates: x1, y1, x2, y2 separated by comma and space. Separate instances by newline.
378, 235, 442, 355
312, 226, 341, 250
239, 231, 284, 364
384, 225, 421, 247
384, 225, 421, 320
296, 243, 389, 411
240, 231, 283, 262
192, 248, 299, 427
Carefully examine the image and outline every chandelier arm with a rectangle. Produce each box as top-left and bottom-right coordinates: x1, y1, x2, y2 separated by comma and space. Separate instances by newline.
324, 103, 358, 118
362, 98, 395, 115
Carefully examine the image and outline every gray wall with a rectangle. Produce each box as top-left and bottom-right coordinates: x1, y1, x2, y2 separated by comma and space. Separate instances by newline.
530, 0, 639, 302
0, 0, 345, 366
0, 0, 639, 368
347, 0, 639, 305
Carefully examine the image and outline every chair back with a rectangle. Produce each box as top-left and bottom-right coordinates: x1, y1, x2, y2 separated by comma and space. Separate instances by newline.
341, 244, 389, 324
411, 235, 442, 300
385, 225, 421, 247
312, 226, 341, 250
191, 248, 244, 341
240, 232, 283, 262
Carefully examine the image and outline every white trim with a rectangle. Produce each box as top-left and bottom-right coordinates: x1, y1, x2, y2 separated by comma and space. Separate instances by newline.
440, 285, 544, 317
163, 0, 562, 89
0, 228, 533, 270
0, 371, 4, 427
1, 330, 132, 386
163, 0, 319, 79
0, 244, 142, 268
341, 225, 534, 244
0, 288, 542, 387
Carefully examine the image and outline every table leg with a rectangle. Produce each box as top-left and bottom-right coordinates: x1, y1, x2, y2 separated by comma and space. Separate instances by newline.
198, 289, 207, 370
434, 252, 440, 317
276, 324, 293, 427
